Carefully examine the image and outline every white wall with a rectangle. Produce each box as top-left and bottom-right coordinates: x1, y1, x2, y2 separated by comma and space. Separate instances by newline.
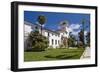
43, 30, 60, 48
24, 24, 32, 35
0, 0, 99, 73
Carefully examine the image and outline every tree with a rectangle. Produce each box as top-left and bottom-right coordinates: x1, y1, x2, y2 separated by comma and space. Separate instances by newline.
78, 29, 84, 48
81, 19, 85, 48
86, 32, 90, 46
68, 33, 76, 47
63, 37, 68, 48
26, 31, 49, 51
60, 20, 69, 31
37, 15, 46, 35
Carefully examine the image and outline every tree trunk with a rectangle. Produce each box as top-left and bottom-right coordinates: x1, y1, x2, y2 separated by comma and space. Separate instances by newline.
41, 25, 42, 35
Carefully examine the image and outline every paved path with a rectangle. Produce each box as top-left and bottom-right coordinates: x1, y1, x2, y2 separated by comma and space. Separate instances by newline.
81, 47, 90, 59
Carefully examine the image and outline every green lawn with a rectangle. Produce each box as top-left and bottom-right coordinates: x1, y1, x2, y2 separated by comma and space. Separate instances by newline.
24, 48, 85, 62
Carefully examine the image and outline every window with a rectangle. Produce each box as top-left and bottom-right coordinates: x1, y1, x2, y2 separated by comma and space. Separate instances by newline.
52, 39, 54, 45
55, 40, 57, 45
48, 32, 50, 37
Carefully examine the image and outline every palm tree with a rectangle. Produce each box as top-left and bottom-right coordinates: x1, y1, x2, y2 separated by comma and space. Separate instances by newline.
81, 18, 86, 48
37, 15, 46, 35
81, 18, 90, 48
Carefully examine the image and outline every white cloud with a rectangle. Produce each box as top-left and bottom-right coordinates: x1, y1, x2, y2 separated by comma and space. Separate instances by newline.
68, 24, 81, 36
69, 24, 81, 30
71, 30, 80, 35
68, 27, 73, 32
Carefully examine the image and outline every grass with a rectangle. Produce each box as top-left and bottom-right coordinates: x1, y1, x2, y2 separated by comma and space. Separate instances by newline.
24, 48, 85, 62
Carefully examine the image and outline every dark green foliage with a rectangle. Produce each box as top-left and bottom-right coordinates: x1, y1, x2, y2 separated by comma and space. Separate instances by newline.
86, 32, 90, 46
68, 33, 76, 47
37, 15, 46, 25
27, 31, 49, 51
78, 29, 84, 47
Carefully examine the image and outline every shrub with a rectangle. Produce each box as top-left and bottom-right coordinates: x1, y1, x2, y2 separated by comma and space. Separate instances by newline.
78, 41, 83, 48
26, 31, 49, 51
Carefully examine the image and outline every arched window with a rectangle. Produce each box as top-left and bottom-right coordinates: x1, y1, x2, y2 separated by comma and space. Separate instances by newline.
52, 39, 54, 45
48, 32, 50, 37
55, 40, 57, 45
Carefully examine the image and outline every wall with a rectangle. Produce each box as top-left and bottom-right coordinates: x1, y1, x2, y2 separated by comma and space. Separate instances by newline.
0, 0, 99, 73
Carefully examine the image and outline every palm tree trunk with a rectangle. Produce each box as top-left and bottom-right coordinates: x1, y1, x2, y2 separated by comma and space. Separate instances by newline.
41, 25, 42, 35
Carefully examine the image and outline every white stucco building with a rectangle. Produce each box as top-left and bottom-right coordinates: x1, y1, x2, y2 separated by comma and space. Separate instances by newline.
24, 21, 70, 49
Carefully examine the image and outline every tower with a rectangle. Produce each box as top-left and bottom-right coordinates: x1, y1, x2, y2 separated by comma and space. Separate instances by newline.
59, 20, 69, 48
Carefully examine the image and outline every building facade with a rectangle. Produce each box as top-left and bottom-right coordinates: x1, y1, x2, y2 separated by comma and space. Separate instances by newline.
24, 21, 70, 49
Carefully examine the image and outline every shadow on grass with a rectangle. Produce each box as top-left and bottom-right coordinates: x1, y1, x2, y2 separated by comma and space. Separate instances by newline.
45, 54, 78, 59
25, 49, 45, 52
62, 51, 79, 53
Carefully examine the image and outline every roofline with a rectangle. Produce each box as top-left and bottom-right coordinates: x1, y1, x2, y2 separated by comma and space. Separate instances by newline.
24, 21, 59, 34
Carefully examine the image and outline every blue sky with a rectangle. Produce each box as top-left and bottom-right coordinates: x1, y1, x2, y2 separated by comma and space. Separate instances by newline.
24, 11, 90, 36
